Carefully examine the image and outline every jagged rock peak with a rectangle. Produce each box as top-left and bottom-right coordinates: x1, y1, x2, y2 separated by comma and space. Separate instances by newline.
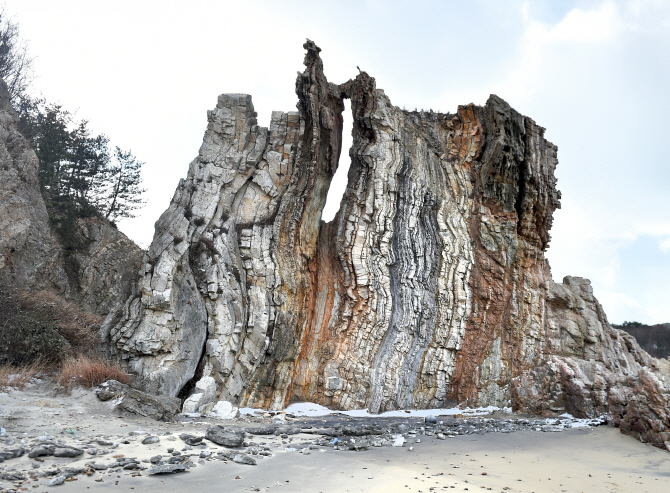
105, 41, 670, 452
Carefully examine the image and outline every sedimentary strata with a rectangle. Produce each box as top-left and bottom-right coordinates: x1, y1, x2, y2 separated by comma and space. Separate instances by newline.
105, 40, 670, 451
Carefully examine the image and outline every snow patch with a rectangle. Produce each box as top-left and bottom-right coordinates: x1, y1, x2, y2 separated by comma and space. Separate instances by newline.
239, 402, 513, 418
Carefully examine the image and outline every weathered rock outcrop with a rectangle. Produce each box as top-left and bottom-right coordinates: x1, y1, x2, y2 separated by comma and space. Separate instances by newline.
74, 217, 143, 317
106, 41, 670, 450
0, 80, 68, 292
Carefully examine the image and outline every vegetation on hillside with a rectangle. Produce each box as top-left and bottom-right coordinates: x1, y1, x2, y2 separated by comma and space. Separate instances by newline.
613, 322, 670, 359
17, 100, 146, 237
1, 10, 145, 249
0, 8, 33, 103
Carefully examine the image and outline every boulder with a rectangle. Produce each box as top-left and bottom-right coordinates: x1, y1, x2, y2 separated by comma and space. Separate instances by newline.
206, 401, 239, 420
95, 379, 181, 421
205, 426, 244, 447
181, 376, 217, 414
149, 464, 188, 475
52, 447, 84, 458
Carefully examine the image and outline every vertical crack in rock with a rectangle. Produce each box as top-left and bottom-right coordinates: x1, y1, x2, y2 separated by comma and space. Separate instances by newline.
106, 41, 670, 453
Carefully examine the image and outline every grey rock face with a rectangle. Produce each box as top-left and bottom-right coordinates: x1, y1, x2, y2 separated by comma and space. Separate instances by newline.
74, 217, 143, 317
0, 80, 68, 292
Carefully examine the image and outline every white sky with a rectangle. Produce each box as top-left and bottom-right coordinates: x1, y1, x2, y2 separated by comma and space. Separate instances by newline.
6, 0, 669, 324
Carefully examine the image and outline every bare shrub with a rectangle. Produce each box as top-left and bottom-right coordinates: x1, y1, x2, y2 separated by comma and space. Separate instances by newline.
18, 290, 102, 355
57, 355, 129, 393
0, 286, 66, 364
0, 360, 42, 390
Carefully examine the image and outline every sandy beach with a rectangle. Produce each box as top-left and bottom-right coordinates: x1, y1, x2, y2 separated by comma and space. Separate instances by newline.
2, 380, 669, 493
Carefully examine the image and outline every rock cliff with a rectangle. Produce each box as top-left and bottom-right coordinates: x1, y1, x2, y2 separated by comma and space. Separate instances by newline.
0, 77, 142, 321
106, 41, 670, 451
0, 80, 68, 292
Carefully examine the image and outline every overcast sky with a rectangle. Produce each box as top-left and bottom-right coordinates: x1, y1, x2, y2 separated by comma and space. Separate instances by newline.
6, 0, 669, 324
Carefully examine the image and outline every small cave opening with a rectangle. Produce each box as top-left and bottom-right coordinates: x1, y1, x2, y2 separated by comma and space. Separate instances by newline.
322, 99, 353, 222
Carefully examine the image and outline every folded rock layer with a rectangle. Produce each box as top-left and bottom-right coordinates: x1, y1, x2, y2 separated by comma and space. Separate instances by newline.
106, 41, 670, 450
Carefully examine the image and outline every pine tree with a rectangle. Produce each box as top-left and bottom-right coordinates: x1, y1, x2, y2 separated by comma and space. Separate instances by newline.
17, 97, 145, 243
98, 147, 146, 221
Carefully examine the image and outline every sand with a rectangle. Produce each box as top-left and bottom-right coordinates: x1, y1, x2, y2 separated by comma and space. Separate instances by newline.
1, 380, 669, 493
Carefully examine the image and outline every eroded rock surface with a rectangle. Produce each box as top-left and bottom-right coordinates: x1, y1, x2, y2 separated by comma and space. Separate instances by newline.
105, 41, 670, 450
75, 217, 143, 317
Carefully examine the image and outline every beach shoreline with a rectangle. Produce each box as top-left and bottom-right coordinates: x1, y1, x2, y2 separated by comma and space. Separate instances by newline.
1, 381, 669, 493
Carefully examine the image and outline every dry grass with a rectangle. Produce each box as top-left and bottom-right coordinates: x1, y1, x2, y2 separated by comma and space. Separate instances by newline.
57, 355, 130, 393
0, 361, 42, 391
18, 290, 103, 354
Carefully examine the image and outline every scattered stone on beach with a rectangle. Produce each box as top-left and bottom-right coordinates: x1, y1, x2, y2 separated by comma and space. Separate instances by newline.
28, 445, 54, 458
179, 433, 204, 445
150, 455, 163, 463
149, 463, 188, 475
392, 435, 406, 447
142, 436, 160, 445
0, 447, 25, 460
53, 446, 84, 457
86, 461, 109, 470
48, 475, 66, 486
206, 425, 245, 447
233, 454, 256, 465
245, 425, 278, 435
0, 471, 26, 481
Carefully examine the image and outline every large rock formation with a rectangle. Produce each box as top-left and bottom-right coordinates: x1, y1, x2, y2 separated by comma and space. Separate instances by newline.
106, 41, 670, 450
